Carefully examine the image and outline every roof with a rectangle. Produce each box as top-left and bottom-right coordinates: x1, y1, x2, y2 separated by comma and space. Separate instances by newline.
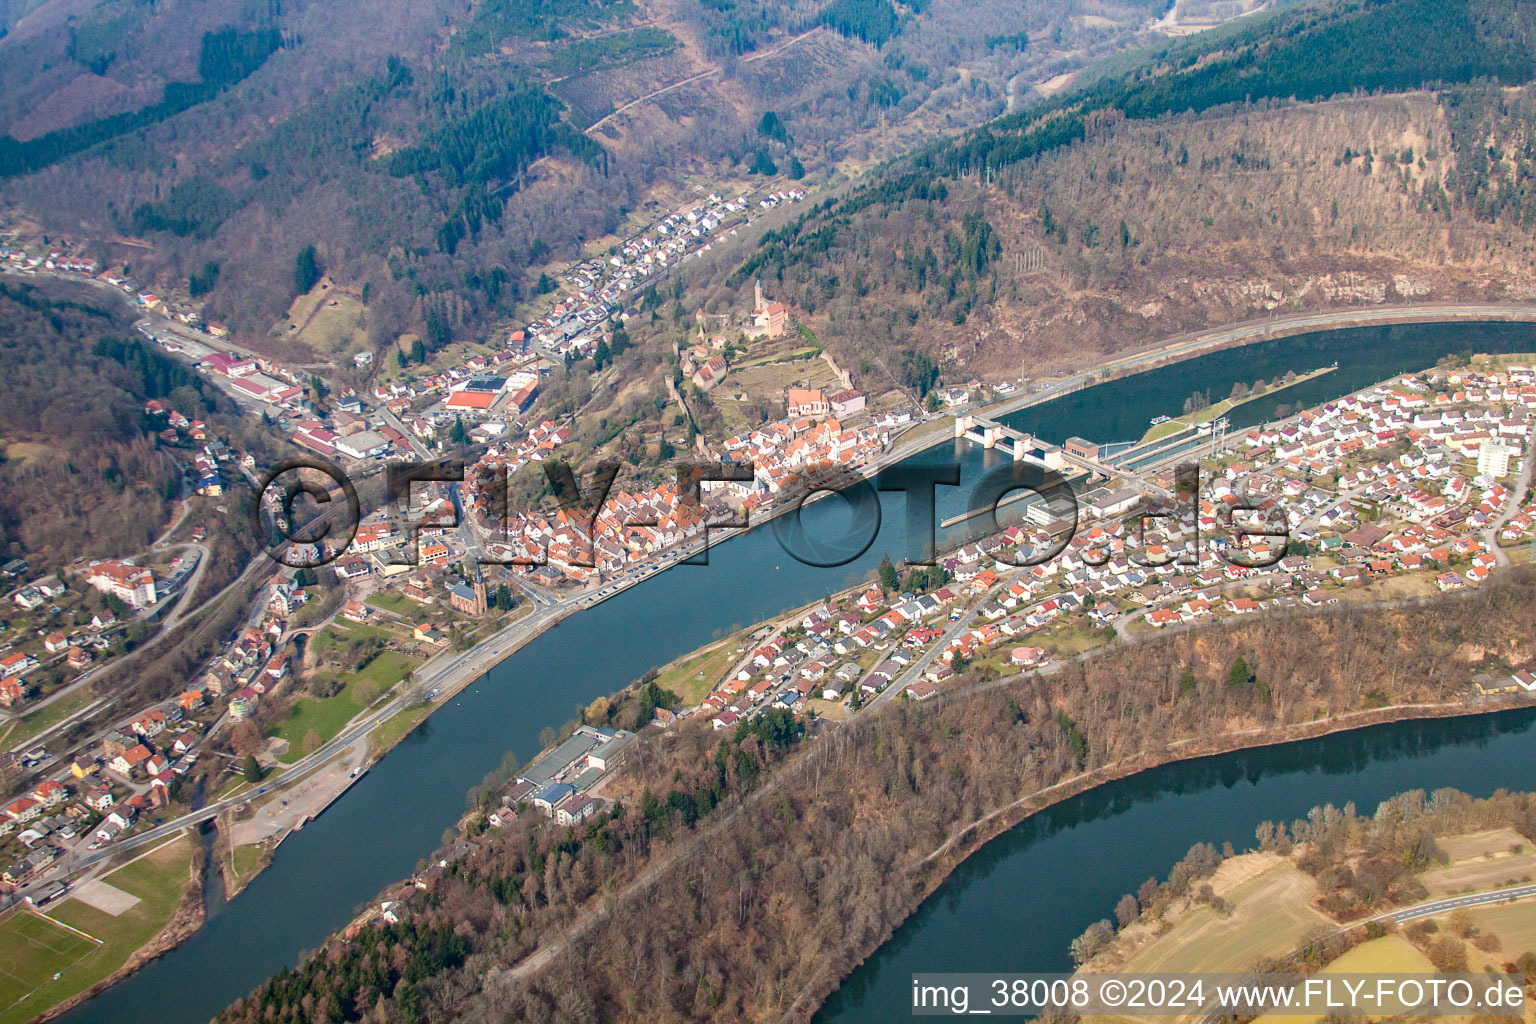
518, 733, 602, 787
445, 390, 497, 410
533, 782, 576, 805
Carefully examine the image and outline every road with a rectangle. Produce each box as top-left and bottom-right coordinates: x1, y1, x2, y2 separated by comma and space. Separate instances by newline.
1191, 882, 1536, 1021
979, 302, 1536, 424
1482, 435, 1535, 568
866, 574, 1021, 709
11, 272, 1536, 894
1375, 881, 1536, 923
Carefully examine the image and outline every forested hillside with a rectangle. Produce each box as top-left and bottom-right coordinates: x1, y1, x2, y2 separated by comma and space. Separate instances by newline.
0, 283, 197, 566
0, 280, 279, 570
0, 0, 1163, 353
214, 568, 1536, 1024
697, 0, 1536, 379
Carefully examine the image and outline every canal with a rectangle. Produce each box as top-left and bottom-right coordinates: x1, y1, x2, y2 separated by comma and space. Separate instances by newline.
62, 320, 1536, 1022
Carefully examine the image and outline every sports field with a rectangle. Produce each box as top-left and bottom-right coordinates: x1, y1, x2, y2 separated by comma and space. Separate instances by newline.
0, 910, 101, 1022
0, 835, 193, 1024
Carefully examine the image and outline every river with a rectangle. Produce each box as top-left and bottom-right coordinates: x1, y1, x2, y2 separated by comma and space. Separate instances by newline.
816, 708, 1536, 1021
59, 320, 1536, 1023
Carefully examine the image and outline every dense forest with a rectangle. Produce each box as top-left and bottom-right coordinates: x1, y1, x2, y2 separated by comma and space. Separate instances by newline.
0, 283, 186, 567
0, 280, 274, 570
0, 26, 282, 178
216, 566, 1536, 1023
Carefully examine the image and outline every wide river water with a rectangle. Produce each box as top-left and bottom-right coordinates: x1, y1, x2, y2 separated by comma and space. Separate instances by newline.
61, 320, 1536, 1023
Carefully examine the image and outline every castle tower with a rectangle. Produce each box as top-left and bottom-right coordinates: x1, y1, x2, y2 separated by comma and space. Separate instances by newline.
754, 279, 764, 313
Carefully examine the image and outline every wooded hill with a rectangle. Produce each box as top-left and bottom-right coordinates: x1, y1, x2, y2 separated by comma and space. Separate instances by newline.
0, 281, 202, 568
0, 0, 1161, 354
215, 566, 1536, 1024
692, 0, 1536, 381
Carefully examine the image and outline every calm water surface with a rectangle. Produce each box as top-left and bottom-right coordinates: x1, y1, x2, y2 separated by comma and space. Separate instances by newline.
63, 321, 1536, 1023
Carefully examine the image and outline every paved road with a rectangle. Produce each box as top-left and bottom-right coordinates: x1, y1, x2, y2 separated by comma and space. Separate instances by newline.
866, 570, 1023, 709
1483, 435, 1535, 568
981, 302, 1536, 424
1373, 882, 1536, 924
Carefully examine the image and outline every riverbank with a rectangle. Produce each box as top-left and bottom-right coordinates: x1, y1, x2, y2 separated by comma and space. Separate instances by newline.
24, 834, 207, 1024
51, 315, 1536, 1024
786, 693, 1534, 1021
1136, 364, 1335, 444
137, 303, 1536, 946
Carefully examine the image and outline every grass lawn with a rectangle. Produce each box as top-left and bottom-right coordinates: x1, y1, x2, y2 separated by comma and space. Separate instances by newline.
653, 643, 742, 706
9, 688, 95, 746
268, 651, 418, 762
805, 697, 848, 720
215, 774, 254, 800
228, 842, 267, 886
310, 620, 396, 656
364, 591, 414, 616
1035, 623, 1114, 660
0, 836, 193, 1024
368, 703, 431, 752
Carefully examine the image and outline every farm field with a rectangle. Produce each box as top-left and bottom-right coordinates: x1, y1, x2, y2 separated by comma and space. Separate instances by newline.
1118, 857, 1329, 975
1463, 900, 1536, 956
1419, 828, 1536, 897
1249, 935, 1436, 1024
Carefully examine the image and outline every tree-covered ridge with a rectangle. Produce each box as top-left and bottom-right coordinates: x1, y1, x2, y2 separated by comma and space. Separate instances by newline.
383, 86, 609, 255
818, 0, 900, 46
131, 177, 240, 239
234, 921, 468, 1024
0, 26, 282, 178
1443, 82, 1536, 231
385, 87, 607, 188
216, 709, 806, 1024
737, 0, 1536, 282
